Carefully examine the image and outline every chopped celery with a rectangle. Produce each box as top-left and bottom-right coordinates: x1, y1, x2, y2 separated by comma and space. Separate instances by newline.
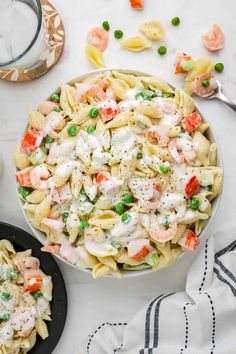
28, 148, 45, 165
145, 251, 160, 267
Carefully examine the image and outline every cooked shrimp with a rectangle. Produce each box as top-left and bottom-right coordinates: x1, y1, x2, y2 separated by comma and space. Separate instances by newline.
98, 79, 115, 99
38, 100, 58, 116
59, 244, 79, 264
15, 257, 40, 275
79, 84, 107, 103
41, 244, 61, 254
149, 219, 177, 242
147, 126, 169, 147
168, 138, 196, 164
57, 183, 72, 203
87, 27, 109, 52
202, 24, 225, 51
12, 307, 35, 337
192, 72, 218, 97
30, 165, 50, 190
41, 218, 64, 233
42, 111, 65, 139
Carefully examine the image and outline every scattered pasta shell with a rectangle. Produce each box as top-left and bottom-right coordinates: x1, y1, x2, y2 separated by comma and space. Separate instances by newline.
139, 21, 165, 41
120, 36, 151, 52
86, 44, 105, 69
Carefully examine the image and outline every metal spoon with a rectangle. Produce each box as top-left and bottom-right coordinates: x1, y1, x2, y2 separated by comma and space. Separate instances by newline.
205, 79, 236, 112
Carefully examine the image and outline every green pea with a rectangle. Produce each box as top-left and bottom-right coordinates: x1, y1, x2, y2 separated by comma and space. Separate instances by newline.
102, 21, 110, 31
215, 62, 224, 73
32, 291, 42, 299
19, 187, 32, 200
61, 210, 69, 222
86, 126, 95, 134
121, 213, 130, 223
163, 216, 169, 229
190, 198, 200, 210
114, 202, 125, 215
171, 17, 180, 26
9, 271, 18, 280
202, 80, 210, 88
157, 46, 167, 55
137, 150, 143, 159
89, 107, 99, 119
54, 106, 63, 112
135, 92, 144, 100
159, 164, 169, 173
50, 94, 60, 103
1, 292, 10, 301
80, 220, 90, 231
207, 185, 213, 191
1, 314, 10, 322
45, 135, 54, 144
114, 30, 123, 39
122, 193, 133, 204
67, 125, 78, 136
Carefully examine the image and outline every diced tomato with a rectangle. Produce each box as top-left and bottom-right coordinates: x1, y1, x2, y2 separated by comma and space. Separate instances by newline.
182, 112, 202, 133
181, 229, 200, 251
24, 274, 43, 292
96, 171, 108, 183
175, 54, 192, 74
185, 176, 200, 198
154, 182, 161, 191
130, 0, 143, 9
20, 128, 43, 156
131, 246, 150, 261
99, 107, 120, 123
15, 167, 33, 187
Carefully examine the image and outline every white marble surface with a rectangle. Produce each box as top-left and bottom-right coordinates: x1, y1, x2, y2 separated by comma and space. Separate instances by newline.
0, 0, 236, 352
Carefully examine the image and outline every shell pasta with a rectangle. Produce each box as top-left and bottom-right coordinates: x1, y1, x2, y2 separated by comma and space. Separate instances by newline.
14, 71, 223, 278
0, 240, 52, 352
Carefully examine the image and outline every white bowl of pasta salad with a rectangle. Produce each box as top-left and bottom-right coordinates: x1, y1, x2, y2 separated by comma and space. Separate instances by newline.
13, 69, 223, 279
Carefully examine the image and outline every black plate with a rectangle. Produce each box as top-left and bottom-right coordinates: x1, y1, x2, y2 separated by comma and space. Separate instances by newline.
0, 221, 67, 353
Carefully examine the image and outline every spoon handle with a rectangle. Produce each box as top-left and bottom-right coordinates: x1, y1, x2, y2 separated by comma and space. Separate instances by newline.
216, 92, 236, 113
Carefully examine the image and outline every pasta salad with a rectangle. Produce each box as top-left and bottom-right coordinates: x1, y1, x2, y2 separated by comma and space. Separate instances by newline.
0, 240, 52, 352
14, 71, 223, 278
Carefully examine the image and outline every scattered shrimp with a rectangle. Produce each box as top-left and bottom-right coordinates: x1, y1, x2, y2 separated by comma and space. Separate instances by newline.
15, 257, 40, 275
57, 183, 72, 203
192, 72, 218, 97
202, 24, 225, 51
149, 219, 177, 242
98, 79, 115, 99
41, 218, 65, 233
79, 85, 107, 103
30, 165, 50, 190
87, 27, 109, 52
41, 244, 61, 255
147, 127, 169, 147
42, 111, 65, 139
168, 138, 196, 164
12, 307, 35, 337
59, 244, 79, 264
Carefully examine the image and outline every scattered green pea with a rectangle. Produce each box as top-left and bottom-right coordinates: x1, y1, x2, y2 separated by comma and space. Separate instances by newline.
215, 62, 224, 73
121, 213, 130, 223
163, 216, 170, 229
54, 106, 63, 112
159, 164, 169, 173
202, 79, 210, 88
157, 46, 167, 55
122, 193, 133, 204
1, 314, 10, 322
190, 198, 200, 210
86, 126, 95, 134
67, 125, 78, 136
1, 292, 10, 301
114, 202, 125, 215
89, 107, 99, 119
114, 30, 123, 39
32, 291, 42, 299
137, 150, 143, 159
19, 187, 32, 200
45, 135, 54, 144
9, 271, 18, 280
102, 21, 110, 31
50, 94, 60, 103
61, 210, 69, 222
80, 220, 90, 231
171, 17, 180, 26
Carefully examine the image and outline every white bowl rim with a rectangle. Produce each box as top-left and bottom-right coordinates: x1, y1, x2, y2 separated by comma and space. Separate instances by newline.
15, 68, 224, 278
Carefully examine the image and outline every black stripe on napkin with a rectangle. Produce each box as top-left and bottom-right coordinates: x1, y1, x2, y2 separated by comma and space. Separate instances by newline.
215, 240, 236, 259
199, 240, 209, 293
213, 267, 236, 297
215, 258, 236, 284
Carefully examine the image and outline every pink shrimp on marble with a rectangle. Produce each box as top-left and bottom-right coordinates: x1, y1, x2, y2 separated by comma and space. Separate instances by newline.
202, 24, 225, 51
192, 72, 218, 97
87, 27, 109, 52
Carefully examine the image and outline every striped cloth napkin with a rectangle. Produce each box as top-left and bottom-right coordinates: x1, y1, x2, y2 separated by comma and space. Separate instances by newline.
77, 226, 236, 354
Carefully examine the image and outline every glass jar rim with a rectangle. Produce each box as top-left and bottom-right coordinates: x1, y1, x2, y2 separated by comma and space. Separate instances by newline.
0, 0, 42, 67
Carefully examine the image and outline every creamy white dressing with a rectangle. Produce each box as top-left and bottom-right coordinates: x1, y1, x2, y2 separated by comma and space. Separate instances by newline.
110, 212, 139, 238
